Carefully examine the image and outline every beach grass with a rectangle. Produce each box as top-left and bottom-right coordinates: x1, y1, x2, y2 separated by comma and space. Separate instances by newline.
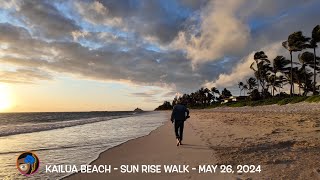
305, 95, 320, 102
207, 95, 320, 108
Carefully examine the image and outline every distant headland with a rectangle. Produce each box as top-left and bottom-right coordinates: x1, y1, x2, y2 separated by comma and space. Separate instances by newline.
133, 108, 143, 112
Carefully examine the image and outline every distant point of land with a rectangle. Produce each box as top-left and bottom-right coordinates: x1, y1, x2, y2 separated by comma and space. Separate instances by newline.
133, 108, 143, 112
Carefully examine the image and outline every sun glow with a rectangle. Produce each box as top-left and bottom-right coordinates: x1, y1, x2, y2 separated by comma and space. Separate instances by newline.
0, 84, 12, 112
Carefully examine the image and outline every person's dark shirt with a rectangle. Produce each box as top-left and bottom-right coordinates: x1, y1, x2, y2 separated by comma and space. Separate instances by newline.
171, 104, 189, 122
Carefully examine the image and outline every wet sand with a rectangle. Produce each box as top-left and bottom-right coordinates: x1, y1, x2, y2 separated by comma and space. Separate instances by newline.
66, 119, 232, 179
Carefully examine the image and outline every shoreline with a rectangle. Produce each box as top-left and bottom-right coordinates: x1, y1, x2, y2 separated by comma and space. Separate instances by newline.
0, 112, 167, 180
61, 117, 167, 180
65, 117, 233, 180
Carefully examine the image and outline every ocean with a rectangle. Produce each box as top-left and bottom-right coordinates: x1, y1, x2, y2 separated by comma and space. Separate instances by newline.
0, 111, 167, 179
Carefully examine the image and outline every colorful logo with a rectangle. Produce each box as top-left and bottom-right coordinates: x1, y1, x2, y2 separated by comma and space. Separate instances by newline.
16, 152, 40, 176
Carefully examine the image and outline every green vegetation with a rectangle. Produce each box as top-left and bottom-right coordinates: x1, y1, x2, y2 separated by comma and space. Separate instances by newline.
155, 25, 320, 111
305, 95, 320, 102
154, 101, 172, 110
211, 96, 319, 108
277, 96, 308, 105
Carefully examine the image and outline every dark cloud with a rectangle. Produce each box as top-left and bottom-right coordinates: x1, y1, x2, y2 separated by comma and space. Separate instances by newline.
75, 0, 196, 44
0, 23, 217, 93
0, 23, 31, 41
129, 89, 176, 103
130, 92, 155, 98
1, 0, 320, 95
0, 68, 53, 84
15, 0, 80, 39
177, 0, 208, 10
242, 0, 320, 58
240, 0, 315, 18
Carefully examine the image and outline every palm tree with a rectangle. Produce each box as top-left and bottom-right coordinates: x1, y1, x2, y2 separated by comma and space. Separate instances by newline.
172, 96, 178, 106
277, 75, 287, 95
206, 90, 213, 105
250, 51, 271, 95
292, 65, 313, 95
282, 31, 310, 96
273, 56, 291, 74
293, 67, 303, 95
271, 56, 290, 96
247, 77, 258, 93
238, 82, 244, 96
221, 88, 232, 99
211, 87, 220, 102
298, 51, 313, 93
189, 92, 196, 106
203, 88, 211, 106
197, 88, 205, 106
243, 84, 248, 96
211, 87, 220, 95
310, 25, 320, 94
267, 74, 277, 96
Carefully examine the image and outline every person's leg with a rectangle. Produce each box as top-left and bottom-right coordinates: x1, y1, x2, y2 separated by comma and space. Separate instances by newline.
179, 121, 184, 143
174, 122, 180, 140
174, 122, 180, 146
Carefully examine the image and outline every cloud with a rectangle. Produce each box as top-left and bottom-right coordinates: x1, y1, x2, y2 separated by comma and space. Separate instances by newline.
1, 0, 320, 96
12, 0, 80, 39
177, 0, 208, 10
129, 88, 177, 103
1, 0, 21, 10
71, 30, 90, 41
74, 1, 122, 27
172, 0, 250, 63
91, 0, 194, 44
0, 23, 206, 92
0, 23, 31, 41
205, 42, 286, 88
130, 92, 155, 98
239, 0, 315, 19
0, 68, 52, 84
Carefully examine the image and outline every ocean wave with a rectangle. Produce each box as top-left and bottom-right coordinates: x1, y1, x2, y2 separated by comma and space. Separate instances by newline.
0, 114, 136, 137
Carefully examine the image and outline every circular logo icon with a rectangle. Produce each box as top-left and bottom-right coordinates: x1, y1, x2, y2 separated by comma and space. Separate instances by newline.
16, 152, 40, 176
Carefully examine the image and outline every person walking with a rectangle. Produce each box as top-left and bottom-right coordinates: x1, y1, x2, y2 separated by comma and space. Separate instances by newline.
171, 102, 189, 146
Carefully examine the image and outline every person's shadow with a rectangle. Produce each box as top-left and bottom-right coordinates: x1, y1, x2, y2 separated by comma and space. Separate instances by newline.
179, 144, 211, 150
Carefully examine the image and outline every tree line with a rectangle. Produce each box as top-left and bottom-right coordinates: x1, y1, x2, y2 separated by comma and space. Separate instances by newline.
155, 25, 320, 110
155, 87, 233, 110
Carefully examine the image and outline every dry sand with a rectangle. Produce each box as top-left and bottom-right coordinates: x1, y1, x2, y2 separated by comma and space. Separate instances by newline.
66, 103, 320, 180
189, 103, 320, 180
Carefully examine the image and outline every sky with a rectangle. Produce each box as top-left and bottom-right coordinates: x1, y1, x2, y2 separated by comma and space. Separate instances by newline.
0, 0, 319, 112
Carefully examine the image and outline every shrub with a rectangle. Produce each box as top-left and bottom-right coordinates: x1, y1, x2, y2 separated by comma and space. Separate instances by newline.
289, 96, 308, 104
228, 101, 247, 107
249, 89, 261, 101
277, 98, 292, 105
276, 96, 307, 105
205, 95, 320, 109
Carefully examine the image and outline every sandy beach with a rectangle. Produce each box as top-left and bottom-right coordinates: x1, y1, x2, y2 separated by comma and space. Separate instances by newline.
66, 103, 320, 180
